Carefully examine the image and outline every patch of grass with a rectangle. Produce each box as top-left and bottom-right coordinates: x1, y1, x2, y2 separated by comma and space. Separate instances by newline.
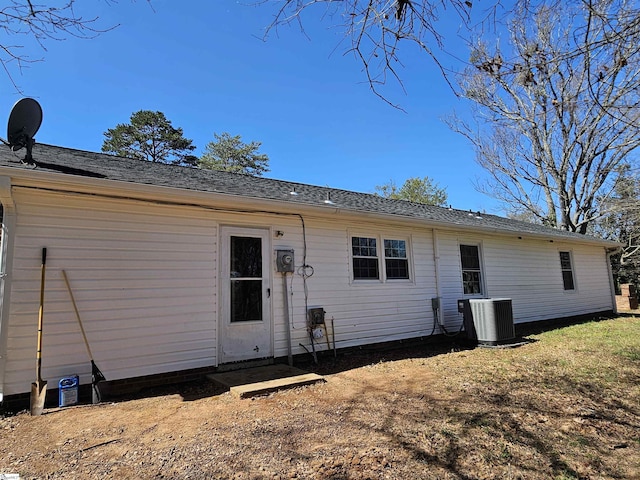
1, 316, 638, 480
568, 434, 591, 448
616, 346, 640, 361
526, 317, 640, 387
465, 413, 491, 427
439, 427, 457, 439
499, 443, 513, 462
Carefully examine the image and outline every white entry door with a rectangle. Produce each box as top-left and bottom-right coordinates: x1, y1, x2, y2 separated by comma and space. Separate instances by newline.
220, 227, 272, 363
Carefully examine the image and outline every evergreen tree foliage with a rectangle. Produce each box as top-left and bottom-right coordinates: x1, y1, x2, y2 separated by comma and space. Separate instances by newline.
375, 176, 447, 206
102, 110, 196, 166
199, 133, 270, 176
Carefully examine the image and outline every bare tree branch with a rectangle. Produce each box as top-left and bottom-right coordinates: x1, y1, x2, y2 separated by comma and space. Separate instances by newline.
448, 0, 640, 233
0, 1, 151, 90
258, 0, 489, 106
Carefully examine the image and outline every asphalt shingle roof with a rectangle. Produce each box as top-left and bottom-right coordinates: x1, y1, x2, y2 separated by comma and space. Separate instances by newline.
0, 143, 616, 246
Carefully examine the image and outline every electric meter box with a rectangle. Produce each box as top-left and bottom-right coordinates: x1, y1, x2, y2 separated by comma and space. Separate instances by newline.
276, 249, 295, 273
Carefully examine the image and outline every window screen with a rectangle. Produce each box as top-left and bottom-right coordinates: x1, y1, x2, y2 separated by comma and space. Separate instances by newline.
460, 244, 483, 295
559, 251, 575, 290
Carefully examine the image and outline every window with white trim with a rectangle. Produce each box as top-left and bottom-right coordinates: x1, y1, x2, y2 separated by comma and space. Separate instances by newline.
559, 251, 575, 290
460, 244, 483, 295
352, 237, 379, 280
384, 239, 409, 279
351, 235, 411, 281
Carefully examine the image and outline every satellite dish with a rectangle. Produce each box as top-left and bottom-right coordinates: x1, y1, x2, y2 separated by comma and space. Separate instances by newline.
7, 98, 43, 163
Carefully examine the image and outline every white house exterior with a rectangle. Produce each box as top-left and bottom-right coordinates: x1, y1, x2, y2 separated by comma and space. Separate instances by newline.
0, 145, 619, 401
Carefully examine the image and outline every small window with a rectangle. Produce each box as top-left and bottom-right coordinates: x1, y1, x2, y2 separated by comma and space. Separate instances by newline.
384, 239, 409, 279
460, 244, 483, 295
351, 235, 412, 282
352, 237, 379, 280
559, 251, 575, 290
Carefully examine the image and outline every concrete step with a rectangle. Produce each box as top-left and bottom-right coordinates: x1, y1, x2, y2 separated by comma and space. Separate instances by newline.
229, 373, 325, 398
207, 365, 325, 399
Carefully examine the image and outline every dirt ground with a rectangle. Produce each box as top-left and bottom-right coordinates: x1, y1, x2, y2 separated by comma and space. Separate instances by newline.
1, 317, 639, 479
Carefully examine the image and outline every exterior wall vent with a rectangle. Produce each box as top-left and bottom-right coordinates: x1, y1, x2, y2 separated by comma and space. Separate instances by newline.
459, 298, 515, 346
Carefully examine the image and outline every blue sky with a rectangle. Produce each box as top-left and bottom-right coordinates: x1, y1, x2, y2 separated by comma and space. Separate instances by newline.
1, 0, 501, 213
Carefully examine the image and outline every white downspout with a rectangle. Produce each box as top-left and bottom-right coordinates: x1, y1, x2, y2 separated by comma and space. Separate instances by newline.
432, 229, 443, 332
0, 176, 16, 402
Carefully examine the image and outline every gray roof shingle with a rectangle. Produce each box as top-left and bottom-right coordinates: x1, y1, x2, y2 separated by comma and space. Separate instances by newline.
0, 143, 616, 246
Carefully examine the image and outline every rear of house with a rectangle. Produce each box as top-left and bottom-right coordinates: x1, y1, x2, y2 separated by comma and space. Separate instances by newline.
0, 145, 618, 403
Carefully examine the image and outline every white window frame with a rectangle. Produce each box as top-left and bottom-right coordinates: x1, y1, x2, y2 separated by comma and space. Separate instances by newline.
559, 250, 577, 292
459, 242, 485, 296
349, 233, 413, 284
383, 238, 411, 281
351, 235, 380, 281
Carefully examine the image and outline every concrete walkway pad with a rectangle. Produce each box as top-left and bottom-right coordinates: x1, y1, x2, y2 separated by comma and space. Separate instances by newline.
206, 365, 325, 398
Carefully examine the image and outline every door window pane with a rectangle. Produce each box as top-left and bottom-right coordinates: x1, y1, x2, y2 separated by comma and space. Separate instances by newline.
231, 236, 262, 278
230, 279, 263, 322
230, 235, 263, 322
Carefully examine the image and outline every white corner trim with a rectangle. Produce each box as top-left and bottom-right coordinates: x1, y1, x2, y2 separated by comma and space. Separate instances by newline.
0, 175, 16, 400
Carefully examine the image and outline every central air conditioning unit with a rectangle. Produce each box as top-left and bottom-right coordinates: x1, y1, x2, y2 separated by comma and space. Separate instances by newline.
458, 298, 515, 346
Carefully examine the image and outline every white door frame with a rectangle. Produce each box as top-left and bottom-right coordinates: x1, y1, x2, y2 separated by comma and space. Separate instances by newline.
219, 226, 272, 363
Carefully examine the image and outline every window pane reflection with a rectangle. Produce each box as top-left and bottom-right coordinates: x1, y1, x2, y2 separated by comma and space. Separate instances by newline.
231, 236, 262, 278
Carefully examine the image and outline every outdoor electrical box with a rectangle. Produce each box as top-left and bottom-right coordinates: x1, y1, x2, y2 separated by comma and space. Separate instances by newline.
276, 249, 295, 273
307, 307, 326, 326
457, 299, 467, 314
458, 299, 475, 342
431, 297, 440, 311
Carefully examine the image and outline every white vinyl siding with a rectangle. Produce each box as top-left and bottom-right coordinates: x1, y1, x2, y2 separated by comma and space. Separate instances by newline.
2, 189, 218, 396
438, 233, 613, 327
0, 182, 615, 397
298, 224, 434, 350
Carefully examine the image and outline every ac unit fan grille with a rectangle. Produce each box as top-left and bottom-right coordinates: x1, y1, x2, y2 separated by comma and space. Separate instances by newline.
468, 298, 515, 345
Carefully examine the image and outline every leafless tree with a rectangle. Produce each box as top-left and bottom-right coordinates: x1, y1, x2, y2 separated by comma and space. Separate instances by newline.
592, 166, 640, 283
262, 1, 640, 105
260, 0, 486, 107
448, 0, 640, 233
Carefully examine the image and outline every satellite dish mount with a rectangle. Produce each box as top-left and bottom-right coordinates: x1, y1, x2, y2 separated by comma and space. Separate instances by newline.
6, 98, 43, 164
